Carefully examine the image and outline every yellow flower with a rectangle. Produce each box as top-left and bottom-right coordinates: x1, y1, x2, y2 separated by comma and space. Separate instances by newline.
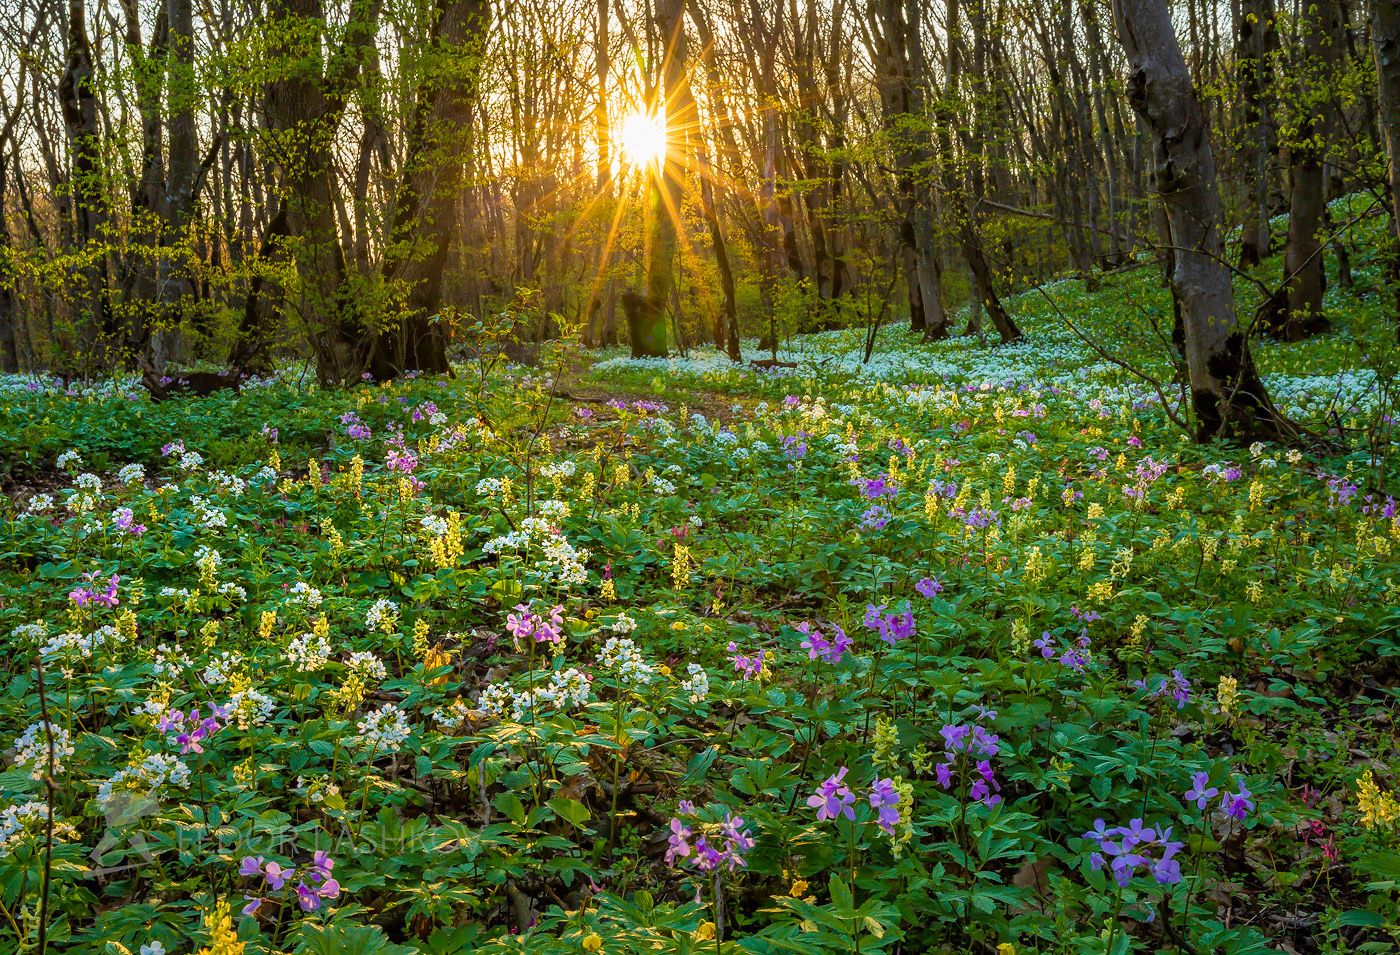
997, 943, 1017, 955
423, 645, 453, 685
194, 901, 244, 955
694, 921, 716, 942
582, 932, 603, 952
1357, 771, 1400, 829
788, 878, 810, 899
1217, 676, 1239, 717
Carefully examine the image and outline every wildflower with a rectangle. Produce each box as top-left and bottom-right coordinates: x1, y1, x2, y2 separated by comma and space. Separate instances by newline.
863, 604, 916, 645
596, 637, 654, 687
12, 722, 74, 778
797, 621, 852, 664
194, 901, 244, 955
365, 598, 400, 633
915, 576, 943, 598
1356, 771, 1399, 829
860, 505, 891, 530
69, 572, 120, 609
680, 663, 710, 702
1081, 818, 1185, 886
727, 641, 767, 680
1221, 780, 1255, 821
582, 933, 604, 952
506, 602, 565, 646
808, 767, 857, 822
1184, 772, 1218, 810
356, 703, 412, 753
1216, 675, 1239, 716
869, 777, 901, 835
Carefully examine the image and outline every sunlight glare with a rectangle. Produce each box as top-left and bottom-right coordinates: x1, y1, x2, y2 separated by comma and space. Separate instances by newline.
618, 109, 667, 167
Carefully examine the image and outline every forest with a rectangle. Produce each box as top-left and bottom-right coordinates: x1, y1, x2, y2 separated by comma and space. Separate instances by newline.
0, 0, 1398, 952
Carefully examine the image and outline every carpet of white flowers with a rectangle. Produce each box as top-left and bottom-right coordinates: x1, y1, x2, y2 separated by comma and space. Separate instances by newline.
1, 267, 1398, 954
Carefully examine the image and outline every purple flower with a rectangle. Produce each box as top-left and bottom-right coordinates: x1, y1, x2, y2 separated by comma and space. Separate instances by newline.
727, 641, 767, 679
295, 881, 320, 911
915, 576, 942, 598
863, 604, 916, 645
797, 622, 851, 665
1082, 818, 1184, 886
240, 855, 264, 877
665, 818, 693, 864
1184, 772, 1218, 810
858, 475, 898, 500
242, 896, 263, 916
264, 861, 290, 891
1220, 780, 1254, 821
860, 505, 891, 530
808, 767, 857, 822
310, 851, 334, 884
506, 603, 564, 646
869, 777, 901, 835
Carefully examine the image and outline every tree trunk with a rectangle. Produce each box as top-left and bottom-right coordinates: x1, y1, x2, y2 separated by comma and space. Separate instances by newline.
1109, 0, 1291, 442
633, 0, 688, 358
371, 0, 491, 379
1236, 0, 1271, 268
1371, 0, 1400, 338
1282, 0, 1338, 339
59, 0, 113, 365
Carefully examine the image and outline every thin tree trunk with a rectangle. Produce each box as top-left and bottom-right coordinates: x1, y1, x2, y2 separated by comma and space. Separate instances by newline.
1372, 0, 1400, 338
1110, 0, 1292, 442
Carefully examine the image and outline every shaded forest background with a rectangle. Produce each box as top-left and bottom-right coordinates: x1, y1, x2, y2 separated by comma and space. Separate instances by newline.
0, 0, 1397, 395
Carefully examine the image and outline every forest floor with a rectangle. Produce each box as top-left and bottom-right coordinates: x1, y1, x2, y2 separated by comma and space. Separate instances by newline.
0, 214, 1397, 953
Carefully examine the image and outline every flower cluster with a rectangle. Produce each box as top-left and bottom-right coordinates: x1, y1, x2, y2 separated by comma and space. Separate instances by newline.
240, 850, 342, 914
665, 804, 755, 873
1082, 819, 1185, 886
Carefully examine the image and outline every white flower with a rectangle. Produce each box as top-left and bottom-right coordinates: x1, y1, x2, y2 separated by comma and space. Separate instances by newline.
681, 663, 710, 703
118, 463, 146, 485
356, 704, 412, 753
96, 754, 190, 808
347, 651, 388, 682
178, 451, 204, 471
284, 632, 333, 671
201, 651, 242, 686
24, 494, 54, 515
226, 688, 276, 729
56, 450, 82, 470
140, 942, 167, 955
1, 802, 77, 856
74, 472, 103, 494
366, 598, 400, 633
609, 613, 637, 634
596, 637, 654, 688
12, 723, 75, 778
288, 582, 323, 608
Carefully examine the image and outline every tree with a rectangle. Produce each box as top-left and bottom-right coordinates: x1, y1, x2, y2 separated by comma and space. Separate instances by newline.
627, 0, 690, 358
1371, 0, 1400, 339
371, 0, 492, 378
1108, 0, 1292, 442
1280, 0, 1340, 339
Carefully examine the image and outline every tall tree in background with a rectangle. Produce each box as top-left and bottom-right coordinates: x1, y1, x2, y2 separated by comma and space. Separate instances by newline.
1109, 0, 1292, 441
372, 0, 492, 378
1371, 0, 1400, 339
60, 0, 111, 363
864, 0, 948, 336
1281, 0, 1340, 339
626, 0, 688, 357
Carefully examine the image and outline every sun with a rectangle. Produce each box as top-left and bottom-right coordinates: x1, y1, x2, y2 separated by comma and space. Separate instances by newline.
617, 109, 667, 167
